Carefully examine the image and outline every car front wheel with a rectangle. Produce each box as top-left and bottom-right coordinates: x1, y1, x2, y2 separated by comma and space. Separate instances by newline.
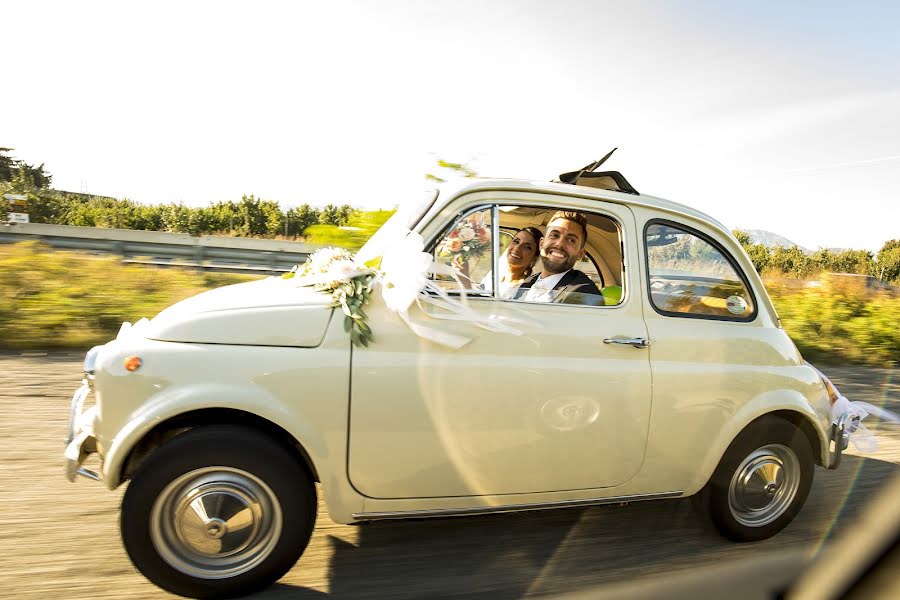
121, 425, 316, 599
703, 417, 814, 542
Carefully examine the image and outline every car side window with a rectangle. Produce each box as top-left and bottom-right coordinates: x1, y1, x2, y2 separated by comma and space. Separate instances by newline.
433, 207, 493, 292
645, 222, 756, 320
497, 206, 623, 306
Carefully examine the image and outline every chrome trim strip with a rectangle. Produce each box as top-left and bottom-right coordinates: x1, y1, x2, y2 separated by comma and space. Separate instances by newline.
76, 467, 101, 481
352, 491, 683, 521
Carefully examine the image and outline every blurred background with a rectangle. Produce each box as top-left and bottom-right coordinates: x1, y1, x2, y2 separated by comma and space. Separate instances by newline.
1, 1, 898, 598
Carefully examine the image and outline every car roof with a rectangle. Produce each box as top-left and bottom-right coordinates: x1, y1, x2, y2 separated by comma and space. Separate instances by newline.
434, 177, 732, 237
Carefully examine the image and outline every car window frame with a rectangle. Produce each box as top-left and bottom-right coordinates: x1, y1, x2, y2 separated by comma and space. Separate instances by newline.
428, 204, 496, 297
642, 218, 758, 323
427, 200, 628, 309
493, 204, 625, 308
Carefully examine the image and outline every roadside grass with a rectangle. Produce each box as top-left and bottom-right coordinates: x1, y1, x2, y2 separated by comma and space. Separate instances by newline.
767, 279, 899, 367
1, 242, 897, 365
0, 242, 260, 350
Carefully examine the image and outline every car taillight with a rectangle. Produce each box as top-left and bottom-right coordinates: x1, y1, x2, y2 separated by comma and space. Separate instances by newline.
807, 362, 840, 405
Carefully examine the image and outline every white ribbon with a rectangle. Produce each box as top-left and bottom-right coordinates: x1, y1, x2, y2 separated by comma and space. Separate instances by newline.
378, 231, 527, 348
831, 394, 900, 453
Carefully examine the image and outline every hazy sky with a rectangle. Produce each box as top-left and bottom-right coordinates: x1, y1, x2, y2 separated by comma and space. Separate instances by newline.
4, 1, 898, 251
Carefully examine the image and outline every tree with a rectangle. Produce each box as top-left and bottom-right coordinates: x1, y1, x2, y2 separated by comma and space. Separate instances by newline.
0, 147, 15, 182
0, 148, 52, 190
259, 199, 284, 236
732, 229, 770, 274
161, 203, 194, 233
768, 246, 814, 278
830, 249, 874, 275
285, 204, 320, 236
321, 203, 342, 226
875, 239, 900, 284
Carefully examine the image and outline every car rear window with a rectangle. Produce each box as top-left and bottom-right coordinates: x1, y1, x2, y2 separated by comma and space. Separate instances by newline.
645, 221, 756, 321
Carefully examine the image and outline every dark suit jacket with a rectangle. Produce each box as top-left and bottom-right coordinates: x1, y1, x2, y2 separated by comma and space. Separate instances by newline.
514, 269, 604, 305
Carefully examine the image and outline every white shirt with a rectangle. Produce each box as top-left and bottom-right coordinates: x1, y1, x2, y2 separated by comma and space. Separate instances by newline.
517, 271, 568, 302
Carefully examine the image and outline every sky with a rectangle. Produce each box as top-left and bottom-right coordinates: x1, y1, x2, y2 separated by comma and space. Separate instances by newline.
3, 0, 898, 252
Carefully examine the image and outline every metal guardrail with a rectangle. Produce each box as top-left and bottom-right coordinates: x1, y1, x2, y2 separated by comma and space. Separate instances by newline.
0, 222, 324, 275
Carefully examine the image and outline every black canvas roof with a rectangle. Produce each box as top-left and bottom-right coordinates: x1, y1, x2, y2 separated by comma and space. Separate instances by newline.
556, 148, 639, 195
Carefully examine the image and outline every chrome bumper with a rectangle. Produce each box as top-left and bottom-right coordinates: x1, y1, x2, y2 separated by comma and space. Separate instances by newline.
64, 379, 101, 482
828, 411, 860, 470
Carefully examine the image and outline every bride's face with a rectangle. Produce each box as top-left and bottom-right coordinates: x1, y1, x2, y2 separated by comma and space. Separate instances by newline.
506, 230, 539, 271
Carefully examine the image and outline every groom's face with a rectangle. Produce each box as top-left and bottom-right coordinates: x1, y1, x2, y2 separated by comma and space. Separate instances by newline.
540, 217, 585, 274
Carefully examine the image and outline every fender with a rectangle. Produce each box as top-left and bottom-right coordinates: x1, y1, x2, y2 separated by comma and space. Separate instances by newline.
687, 388, 831, 495
102, 381, 330, 490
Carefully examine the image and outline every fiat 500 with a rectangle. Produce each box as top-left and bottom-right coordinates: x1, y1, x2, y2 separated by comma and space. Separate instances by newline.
64, 168, 858, 598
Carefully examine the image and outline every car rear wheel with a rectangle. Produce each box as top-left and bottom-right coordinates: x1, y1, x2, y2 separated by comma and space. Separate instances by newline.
121, 425, 316, 599
702, 417, 814, 542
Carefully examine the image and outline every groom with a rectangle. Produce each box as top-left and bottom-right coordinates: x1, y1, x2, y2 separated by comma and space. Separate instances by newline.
514, 210, 603, 304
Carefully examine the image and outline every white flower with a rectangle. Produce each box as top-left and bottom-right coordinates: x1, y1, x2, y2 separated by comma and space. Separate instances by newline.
459, 227, 475, 241
326, 259, 365, 283
307, 247, 351, 274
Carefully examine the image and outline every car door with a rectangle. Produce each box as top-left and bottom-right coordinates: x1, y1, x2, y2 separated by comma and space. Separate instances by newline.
347, 197, 652, 500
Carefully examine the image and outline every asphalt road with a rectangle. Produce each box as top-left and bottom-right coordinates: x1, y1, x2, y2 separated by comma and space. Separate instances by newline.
1, 354, 897, 599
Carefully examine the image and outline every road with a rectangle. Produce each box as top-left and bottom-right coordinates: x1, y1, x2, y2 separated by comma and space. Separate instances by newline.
1, 354, 897, 599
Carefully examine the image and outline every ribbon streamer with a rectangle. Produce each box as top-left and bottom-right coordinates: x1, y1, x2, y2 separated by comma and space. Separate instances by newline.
831, 394, 900, 453
378, 231, 528, 348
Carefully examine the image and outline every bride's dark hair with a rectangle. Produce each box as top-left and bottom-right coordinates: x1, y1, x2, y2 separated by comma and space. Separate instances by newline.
516, 227, 544, 278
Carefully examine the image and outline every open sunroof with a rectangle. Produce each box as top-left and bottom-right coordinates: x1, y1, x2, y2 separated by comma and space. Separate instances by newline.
556, 148, 639, 195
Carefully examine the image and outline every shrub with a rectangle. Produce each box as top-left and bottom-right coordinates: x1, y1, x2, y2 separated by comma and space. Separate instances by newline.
768, 279, 899, 366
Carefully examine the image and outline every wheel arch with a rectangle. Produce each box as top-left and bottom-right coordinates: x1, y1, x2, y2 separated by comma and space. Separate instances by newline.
698, 409, 824, 493
118, 408, 320, 487
688, 404, 827, 498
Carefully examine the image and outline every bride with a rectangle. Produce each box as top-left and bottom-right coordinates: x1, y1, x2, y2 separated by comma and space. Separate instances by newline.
481, 227, 543, 297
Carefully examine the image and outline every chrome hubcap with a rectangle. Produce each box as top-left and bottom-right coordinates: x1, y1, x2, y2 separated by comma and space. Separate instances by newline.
728, 444, 800, 527
150, 467, 282, 579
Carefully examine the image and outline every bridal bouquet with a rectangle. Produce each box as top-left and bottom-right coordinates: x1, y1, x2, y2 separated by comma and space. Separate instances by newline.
437, 216, 490, 267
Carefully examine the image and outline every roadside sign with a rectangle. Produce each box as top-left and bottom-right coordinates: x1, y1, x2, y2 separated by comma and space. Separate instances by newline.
4, 194, 29, 223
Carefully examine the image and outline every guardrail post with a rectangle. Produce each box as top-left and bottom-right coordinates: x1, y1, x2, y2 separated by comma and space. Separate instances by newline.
195, 245, 205, 272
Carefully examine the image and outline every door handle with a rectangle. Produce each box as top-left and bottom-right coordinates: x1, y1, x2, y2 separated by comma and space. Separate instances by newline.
603, 337, 650, 349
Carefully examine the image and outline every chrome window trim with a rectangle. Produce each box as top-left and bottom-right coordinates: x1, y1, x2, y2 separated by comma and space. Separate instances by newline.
352, 491, 683, 521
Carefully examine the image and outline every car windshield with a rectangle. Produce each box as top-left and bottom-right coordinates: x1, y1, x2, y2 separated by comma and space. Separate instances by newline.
356, 188, 438, 263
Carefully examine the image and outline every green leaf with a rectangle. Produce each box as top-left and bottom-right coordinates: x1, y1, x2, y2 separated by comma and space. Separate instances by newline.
343, 316, 352, 332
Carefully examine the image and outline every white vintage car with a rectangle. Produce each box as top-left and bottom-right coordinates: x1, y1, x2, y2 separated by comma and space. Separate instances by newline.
65, 169, 858, 599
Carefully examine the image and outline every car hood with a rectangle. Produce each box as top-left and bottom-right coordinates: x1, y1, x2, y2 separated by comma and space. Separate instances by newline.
144, 277, 335, 347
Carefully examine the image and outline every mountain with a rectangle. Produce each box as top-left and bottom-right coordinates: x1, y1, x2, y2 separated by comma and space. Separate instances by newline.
745, 229, 810, 253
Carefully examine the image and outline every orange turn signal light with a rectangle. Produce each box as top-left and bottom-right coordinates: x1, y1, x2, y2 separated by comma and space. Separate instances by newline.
124, 356, 143, 372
